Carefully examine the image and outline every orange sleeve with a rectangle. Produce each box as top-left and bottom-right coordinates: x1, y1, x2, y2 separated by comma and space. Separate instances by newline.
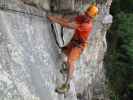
77, 23, 92, 32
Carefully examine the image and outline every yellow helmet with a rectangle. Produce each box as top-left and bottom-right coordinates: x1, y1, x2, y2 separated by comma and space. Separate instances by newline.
86, 4, 98, 17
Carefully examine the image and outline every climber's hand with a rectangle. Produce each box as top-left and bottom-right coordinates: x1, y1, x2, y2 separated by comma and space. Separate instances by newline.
48, 16, 54, 21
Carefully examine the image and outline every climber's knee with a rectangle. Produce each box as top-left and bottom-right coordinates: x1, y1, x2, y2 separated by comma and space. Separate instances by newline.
68, 47, 82, 62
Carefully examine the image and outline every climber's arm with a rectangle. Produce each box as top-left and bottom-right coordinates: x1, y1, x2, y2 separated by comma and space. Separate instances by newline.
48, 15, 79, 29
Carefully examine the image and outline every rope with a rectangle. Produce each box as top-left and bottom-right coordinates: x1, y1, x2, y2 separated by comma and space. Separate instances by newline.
60, 14, 66, 45
51, 23, 62, 48
61, 26, 65, 45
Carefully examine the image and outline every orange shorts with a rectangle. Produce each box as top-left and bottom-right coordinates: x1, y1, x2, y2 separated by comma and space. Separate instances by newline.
62, 41, 86, 63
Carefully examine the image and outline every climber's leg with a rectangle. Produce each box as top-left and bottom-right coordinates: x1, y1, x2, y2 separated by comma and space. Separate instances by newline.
65, 60, 75, 85
65, 47, 82, 84
55, 47, 82, 94
59, 43, 73, 74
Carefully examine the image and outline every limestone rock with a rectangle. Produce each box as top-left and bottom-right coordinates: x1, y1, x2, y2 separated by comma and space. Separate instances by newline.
0, 0, 112, 100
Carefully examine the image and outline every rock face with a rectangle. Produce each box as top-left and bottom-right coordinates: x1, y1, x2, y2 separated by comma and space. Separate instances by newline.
0, 0, 112, 100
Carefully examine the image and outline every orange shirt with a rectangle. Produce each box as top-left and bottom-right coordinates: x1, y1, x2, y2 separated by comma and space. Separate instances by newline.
73, 15, 93, 42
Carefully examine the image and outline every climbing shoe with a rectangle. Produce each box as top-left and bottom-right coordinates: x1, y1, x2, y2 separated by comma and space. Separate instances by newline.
60, 62, 68, 74
55, 84, 70, 94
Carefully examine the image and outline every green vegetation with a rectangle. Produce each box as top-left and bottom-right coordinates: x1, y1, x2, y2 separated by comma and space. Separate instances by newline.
105, 0, 133, 100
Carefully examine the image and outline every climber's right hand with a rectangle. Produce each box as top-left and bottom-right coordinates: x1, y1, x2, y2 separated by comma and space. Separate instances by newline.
48, 16, 54, 21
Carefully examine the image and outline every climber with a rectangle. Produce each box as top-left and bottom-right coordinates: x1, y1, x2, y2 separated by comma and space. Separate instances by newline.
48, 4, 98, 94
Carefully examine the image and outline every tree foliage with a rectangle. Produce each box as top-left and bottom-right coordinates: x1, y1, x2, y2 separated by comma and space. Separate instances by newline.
105, 0, 133, 100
